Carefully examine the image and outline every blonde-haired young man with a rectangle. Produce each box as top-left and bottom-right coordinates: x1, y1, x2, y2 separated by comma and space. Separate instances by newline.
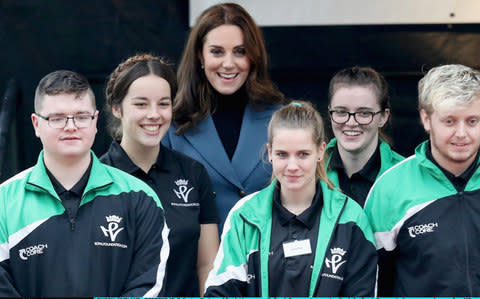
365, 64, 480, 296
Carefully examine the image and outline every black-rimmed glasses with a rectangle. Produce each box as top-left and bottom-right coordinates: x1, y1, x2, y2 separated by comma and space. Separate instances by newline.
35, 113, 95, 129
329, 110, 382, 125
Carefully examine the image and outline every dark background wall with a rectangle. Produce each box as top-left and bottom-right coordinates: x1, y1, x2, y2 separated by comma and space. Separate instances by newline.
1, 0, 480, 182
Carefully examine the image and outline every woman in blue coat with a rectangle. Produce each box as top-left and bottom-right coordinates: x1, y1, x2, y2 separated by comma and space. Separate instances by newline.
163, 2, 286, 228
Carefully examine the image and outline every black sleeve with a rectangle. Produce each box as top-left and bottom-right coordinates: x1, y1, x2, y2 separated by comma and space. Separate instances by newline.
121, 193, 169, 297
341, 225, 377, 296
0, 260, 21, 297
377, 247, 396, 296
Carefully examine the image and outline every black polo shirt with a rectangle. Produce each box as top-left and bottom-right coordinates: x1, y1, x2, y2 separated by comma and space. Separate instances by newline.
329, 143, 381, 207
100, 142, 219, 296
46, 157, 92, 231
268, 182, 323, 297
425, 141, 479, 192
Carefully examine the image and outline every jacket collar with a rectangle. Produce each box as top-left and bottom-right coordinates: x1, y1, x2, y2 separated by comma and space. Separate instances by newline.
27, 151, 113, 202
272, 181, 324, 229
377, 139, 402, 174
237, 179, 348, 297
239, 179, 347, 230
416, 140, 480, 184
326, 138, 401, 182
415, 140, 446, 176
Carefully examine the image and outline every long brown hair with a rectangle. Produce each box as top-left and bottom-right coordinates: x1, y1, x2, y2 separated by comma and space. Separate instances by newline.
105, 54, 176, 141
173, 2, 285, 134
268, 101, 334, 189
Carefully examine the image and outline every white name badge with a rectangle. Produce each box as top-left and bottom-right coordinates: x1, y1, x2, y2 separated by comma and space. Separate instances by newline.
282, 239, 312, 258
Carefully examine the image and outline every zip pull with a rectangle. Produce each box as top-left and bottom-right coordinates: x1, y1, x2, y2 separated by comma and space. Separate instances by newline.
70, 218, 75, 231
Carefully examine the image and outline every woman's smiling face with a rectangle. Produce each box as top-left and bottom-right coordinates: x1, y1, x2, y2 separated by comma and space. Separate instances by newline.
330, 85, 389, 155
201, 25, 250, 95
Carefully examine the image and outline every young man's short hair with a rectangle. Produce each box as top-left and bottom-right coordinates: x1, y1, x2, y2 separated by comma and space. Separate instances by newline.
418, 64, 480, 114
34, 70, 96, 113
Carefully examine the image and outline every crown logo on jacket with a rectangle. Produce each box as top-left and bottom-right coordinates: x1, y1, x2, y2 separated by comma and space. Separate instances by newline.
106, 215, 122, 223
175, 179, 189, 186
330, 247, 346, 256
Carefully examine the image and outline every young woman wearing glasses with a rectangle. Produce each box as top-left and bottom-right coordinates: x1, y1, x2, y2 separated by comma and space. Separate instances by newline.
325, 66, 404, 207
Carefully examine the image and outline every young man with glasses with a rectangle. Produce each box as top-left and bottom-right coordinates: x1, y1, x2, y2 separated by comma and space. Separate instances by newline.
325, 66, 403, 207
365, 64, 480, 296
0, 70, 169, 297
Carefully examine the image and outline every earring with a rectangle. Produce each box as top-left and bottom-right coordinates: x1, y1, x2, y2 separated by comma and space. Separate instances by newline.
201, 64, 204, 69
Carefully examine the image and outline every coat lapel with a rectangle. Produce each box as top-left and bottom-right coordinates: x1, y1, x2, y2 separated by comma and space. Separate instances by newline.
232, 104, 278, 185
183, 116, 243, 189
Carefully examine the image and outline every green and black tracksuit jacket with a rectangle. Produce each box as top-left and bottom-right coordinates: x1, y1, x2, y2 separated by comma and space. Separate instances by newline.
0, 151, 170, 297
204, 180, 377, 297
326, 138, 404, 204
365, 141, 480, 296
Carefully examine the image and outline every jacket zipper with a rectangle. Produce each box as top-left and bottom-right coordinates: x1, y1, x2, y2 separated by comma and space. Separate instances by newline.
68, 187, 97, 231
71, 189, 95, 231
30, 182, 78, 231
240, 214, 263, 296
459, 191, 473, 295
69, 218, 75, 231
29, 170, 112, 232
312, 196, 348, 296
